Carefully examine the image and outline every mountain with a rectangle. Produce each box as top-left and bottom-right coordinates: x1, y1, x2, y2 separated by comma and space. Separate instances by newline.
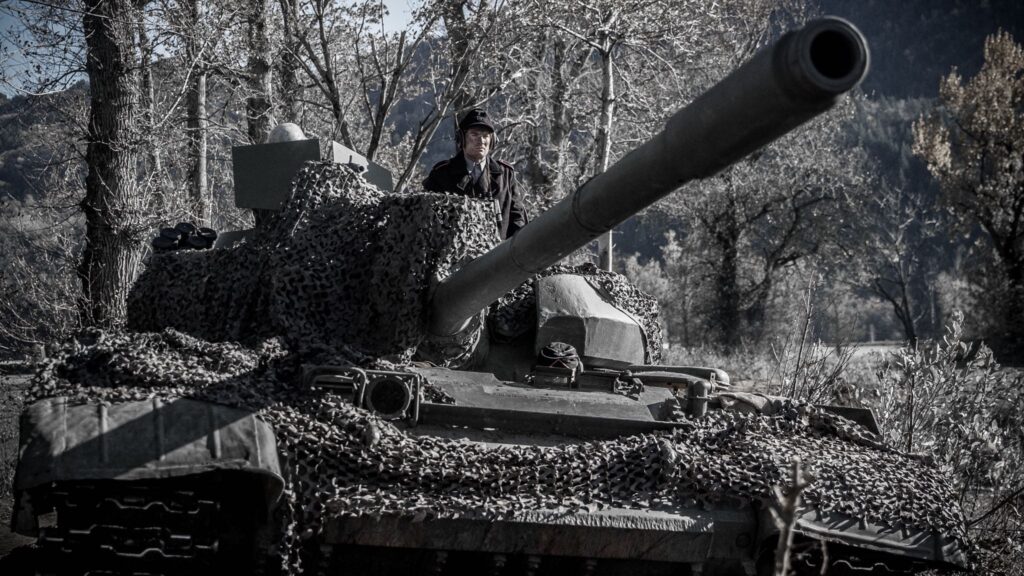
819, 0, 1024, 98
0, 83, 87, 203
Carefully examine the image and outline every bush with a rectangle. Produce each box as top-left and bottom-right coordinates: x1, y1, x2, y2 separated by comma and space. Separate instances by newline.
0, 199, 81, 359
874, 311, 1024, 572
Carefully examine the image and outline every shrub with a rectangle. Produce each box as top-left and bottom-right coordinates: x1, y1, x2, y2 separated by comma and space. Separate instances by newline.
875, 311, 1024, 571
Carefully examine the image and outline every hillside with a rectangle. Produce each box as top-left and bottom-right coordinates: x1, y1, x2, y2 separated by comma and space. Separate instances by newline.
0, 83, 87, 203
819, 0, 1024, 97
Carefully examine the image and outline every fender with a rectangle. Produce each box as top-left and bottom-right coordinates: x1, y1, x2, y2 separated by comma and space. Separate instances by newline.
11, 396, 283, 535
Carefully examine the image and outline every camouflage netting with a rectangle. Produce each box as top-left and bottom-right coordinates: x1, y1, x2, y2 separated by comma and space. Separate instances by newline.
128, 161, 664, 367
25, 166, 969, 572
27, 329, 969, 573
127, 162, 499, 363
489, 263, 663, 364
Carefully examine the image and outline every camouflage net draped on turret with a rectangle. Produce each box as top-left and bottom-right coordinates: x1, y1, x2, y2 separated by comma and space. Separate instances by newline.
126, 162, 500, 363
27, 329, 969, 573
126, 161, 665, 366
30, 165, 968, 572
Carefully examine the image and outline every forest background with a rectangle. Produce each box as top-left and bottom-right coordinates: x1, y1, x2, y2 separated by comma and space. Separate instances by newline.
1, 0, 1024, 571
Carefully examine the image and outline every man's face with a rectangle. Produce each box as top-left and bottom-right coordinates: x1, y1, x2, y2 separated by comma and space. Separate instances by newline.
463, 127, 492, 162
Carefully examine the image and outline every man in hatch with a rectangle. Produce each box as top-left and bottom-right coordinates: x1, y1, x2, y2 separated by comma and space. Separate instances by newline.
423, 109, 529, 239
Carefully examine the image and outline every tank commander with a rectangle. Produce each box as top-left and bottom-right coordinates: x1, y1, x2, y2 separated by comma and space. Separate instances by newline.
423, 108, 529, 239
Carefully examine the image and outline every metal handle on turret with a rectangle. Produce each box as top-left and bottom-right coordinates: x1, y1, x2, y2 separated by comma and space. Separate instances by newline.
429, 16, 869, 337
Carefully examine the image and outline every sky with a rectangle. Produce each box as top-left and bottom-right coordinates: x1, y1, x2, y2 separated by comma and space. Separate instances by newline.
0, 3, 28, 97
382, 0, 415, 31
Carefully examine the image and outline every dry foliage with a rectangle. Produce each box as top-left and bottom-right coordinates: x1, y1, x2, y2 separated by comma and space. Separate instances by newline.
666, 305, 1024, 572
874, 312, 1024, 573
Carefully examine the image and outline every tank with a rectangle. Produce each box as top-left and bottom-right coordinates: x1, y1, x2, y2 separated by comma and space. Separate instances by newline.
6, 17, 970, 576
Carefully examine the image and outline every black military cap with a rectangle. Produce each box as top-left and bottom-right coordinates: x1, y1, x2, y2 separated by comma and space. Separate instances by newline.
458, 108, 496, 133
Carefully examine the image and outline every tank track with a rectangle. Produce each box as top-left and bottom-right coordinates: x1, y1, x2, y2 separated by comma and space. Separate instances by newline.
23, 476, 269, 576
317, 545, 733, 576
310, 542, 921, 576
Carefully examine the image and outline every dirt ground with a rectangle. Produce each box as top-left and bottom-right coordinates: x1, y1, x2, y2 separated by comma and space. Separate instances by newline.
0, 367, 37, 558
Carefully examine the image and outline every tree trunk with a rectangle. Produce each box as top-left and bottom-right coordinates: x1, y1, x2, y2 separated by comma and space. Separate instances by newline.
744, 276, 773, 343
525, 39, 550, 204
595, 48, 615, 270
299, 0, 353, 148
246, 0, 273, 144
898, 267, 919, 349
185, 0, 210, 224
874, 253, 920, 349
136, 0, 162, 178
277, 0, 300, 122
79, 0, 145, 328
712, 211, 742, 348
547, 40, 575, 202
1001, 254, 1024, 350
136, 0, 167, 217
717, 245, 742, 348
538, 39, 590, 206
322, 55, 354, 147
594, 16, 617, 271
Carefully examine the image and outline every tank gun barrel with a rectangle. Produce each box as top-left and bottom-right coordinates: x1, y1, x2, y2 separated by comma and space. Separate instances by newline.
429, 17, 869, 336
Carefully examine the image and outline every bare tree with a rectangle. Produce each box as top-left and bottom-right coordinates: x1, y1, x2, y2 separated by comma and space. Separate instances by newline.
518, 36, 588, 210
136, 0, 164, 176
180, 0, 211, 224
839, 165, 942, 349
0, 90, 88, 353
659, 104, 867, 347
281, 0, 357, 147
833, 95, 945, 347
350, 1, 439, 162
275, 0, 302, 122
519, 0, 732, 269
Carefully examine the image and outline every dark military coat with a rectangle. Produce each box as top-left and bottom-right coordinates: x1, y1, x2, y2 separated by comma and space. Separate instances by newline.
422, 155, 528, 239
